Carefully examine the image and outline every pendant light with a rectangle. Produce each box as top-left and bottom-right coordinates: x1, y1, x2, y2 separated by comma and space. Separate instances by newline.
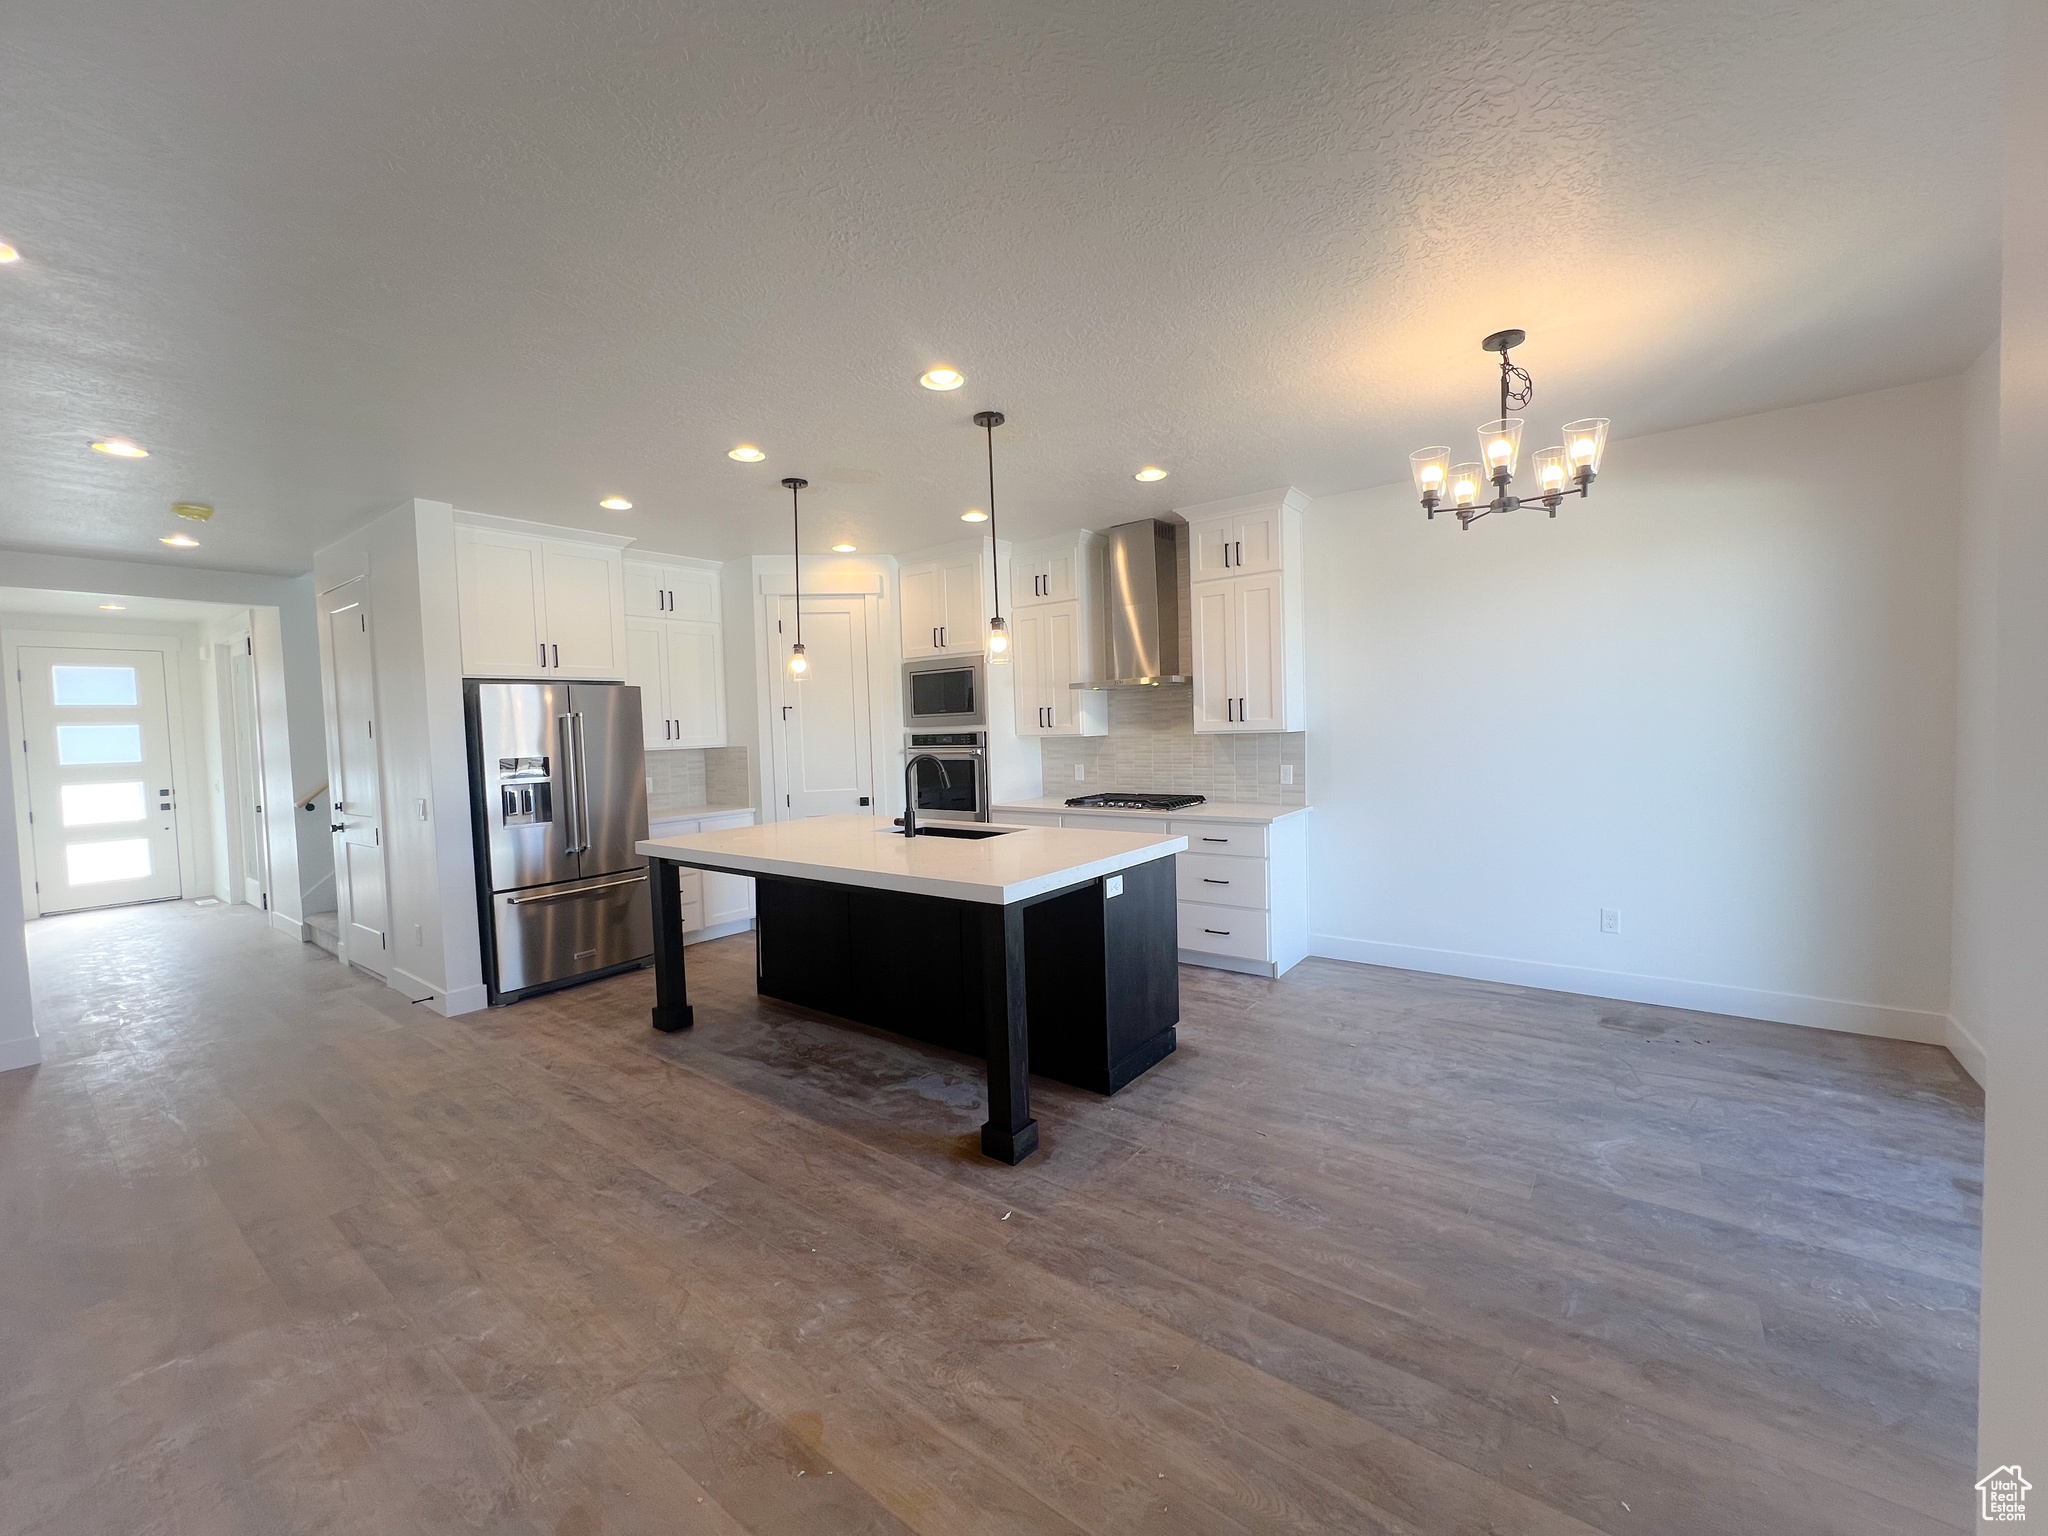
973, 409, 1009, 665
783, 476, 809, 681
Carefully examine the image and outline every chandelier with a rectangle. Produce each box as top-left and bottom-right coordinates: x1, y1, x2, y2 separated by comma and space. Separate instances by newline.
1409, 330, 1609, 529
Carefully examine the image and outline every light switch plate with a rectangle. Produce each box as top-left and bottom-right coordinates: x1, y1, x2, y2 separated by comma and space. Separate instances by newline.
1105, 874, 1123, 898
1074, 762, 1086, 780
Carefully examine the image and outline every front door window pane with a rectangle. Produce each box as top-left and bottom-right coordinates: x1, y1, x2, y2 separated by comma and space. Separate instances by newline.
56, 724, 143, 765
51, 665, 138, 707
65, 839, 152, 885
60, 781, 147, 826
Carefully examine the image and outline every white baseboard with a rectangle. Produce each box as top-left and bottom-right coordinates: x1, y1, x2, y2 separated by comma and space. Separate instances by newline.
684, 919, 754, 947
388, 967, 489, 1018
0, 1033, 42, 1073
269, 909, 309, 942
1943, 1013, 1988, 1085
1306, 935, 1951, 1046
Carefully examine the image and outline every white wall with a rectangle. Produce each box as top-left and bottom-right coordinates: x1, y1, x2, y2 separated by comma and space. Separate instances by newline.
1971, 0, 2048, 1495
1303, 374, 1962, 1042
312, 500, 485, 1015
0, 670, 34, 1072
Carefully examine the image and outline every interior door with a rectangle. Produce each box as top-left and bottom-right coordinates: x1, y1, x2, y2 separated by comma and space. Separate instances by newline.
20, 645, 183, 914
324, 580, 389, 974
456, 527, 548, 676
770, 596, 873, 817
540, 540, 622, 678
1190, 583, 1235, 732
666, 622, 726, 747
1010, 608, 1045, 735
228, 642, 268, 907
624, 618, 667, 750
1232, 573, 1285, 731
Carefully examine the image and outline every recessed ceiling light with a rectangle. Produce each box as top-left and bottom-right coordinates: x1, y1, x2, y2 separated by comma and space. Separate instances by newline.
159, 533, 200, 548
99, 603, 126, 611
729, 446, 766, 462
832, 543, 856, 553
92, 438, 148, 458
1135, 466, 1169, 482
0, 243, 20, 265
598, 496, 632, 511
920, 368, 964, 391
960, 508, 988, 522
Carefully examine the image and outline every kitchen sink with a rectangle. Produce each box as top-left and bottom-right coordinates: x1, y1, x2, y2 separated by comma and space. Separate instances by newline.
885, 824, 1021, 839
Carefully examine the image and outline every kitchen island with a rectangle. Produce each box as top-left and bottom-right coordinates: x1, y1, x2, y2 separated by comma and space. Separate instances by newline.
635, 814, 1186, 1163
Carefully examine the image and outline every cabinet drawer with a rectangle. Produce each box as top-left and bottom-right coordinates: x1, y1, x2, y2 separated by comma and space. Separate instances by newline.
1177, 851, 1267, 910
1178, 901, 1269, 961
1171, 821, 1268, 858
995, 811, 1062, 827
675, 868, 704, 905
678, 898, 705, 933
1062, 812, 1173, 834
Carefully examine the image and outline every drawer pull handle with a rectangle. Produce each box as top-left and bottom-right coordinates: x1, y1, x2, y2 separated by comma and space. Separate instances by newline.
1202, 877, 1229, 884
1204, 928, 1230, 935
1201, 836, 1228, 842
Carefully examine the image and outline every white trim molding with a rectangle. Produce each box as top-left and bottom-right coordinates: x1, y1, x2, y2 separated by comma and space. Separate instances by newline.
0, 1032, 42, 1073
1943, 1013, 1988, 1085
1308, 934, 1953, 1046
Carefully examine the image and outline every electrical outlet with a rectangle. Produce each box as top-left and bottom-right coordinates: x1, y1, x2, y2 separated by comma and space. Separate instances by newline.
1600, 908, 1621, 934
1280, 764, 1295, 786
1073, 762, 1085, 781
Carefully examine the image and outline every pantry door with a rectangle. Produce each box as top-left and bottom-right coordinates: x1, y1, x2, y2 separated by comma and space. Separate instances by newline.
19, 646, 184, 913
767, 595, 874, 818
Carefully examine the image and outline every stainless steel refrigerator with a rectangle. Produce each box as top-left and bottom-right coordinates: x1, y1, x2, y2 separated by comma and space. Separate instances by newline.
465, 680, 654, 1003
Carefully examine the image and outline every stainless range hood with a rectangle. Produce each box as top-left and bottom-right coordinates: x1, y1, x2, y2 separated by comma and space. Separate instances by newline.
1073, 518, 1188, 689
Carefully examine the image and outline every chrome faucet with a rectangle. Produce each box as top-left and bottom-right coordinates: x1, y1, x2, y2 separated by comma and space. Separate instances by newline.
902, 753, 948, 837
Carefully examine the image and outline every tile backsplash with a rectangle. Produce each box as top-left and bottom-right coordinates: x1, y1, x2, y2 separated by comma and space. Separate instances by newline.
1037, 687, 1306, 806
647, 745, 752, 817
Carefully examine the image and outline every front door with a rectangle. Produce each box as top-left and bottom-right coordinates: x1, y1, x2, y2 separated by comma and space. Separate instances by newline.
323, 579, 389, 974
769, 595, 874, 818
19, 645, 183, 914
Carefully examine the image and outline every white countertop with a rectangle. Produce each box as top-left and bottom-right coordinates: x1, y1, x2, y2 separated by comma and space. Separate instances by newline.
648, 804, 756, 828
993, 797, 1311, 826
638, 813, 1185, 905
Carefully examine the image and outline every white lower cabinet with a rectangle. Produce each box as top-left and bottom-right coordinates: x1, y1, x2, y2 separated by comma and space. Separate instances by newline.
991, 806, 1309, 976
647, 809, 757, 943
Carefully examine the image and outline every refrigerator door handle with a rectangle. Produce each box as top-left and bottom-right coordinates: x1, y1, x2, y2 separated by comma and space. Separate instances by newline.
571, 710, 593, 855
506, 872, 648, 904
557, 712, 584, 854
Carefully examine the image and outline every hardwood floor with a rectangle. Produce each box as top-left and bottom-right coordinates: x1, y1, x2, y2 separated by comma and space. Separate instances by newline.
0, 900, 1982, 1534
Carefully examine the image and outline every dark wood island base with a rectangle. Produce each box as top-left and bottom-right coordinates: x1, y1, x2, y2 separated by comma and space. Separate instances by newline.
645, 852, 1180, 1163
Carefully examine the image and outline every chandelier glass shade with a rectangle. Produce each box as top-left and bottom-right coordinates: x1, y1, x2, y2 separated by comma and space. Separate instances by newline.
1412, 331, 1611, 529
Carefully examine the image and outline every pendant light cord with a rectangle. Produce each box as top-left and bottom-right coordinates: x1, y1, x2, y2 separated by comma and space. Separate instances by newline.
983, 414, 1001, 621
782, 476, 808, 650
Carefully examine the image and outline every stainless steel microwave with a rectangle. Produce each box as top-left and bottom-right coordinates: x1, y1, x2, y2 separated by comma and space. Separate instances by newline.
902, 655, 986, 729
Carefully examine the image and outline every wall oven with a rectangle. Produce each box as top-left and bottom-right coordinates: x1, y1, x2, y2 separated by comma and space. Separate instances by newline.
903, 732, 989, 824
902, 655, 986, 730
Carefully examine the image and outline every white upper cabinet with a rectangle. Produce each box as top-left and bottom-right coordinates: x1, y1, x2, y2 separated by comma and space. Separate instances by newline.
899, 539, 1000, 658
625, 556, 721, 622
1183, 490, 1306, 733
1190, 492, 1291, 582
626, 615, 727, 751
455, 515, 631, 680
1009, 531, 1107, 736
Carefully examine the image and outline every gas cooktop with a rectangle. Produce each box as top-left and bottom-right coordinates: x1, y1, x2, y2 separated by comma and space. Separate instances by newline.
1064, 792, 1207, 811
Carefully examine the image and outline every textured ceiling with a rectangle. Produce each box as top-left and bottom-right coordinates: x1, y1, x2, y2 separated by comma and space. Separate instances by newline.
0, 0, 2001, 574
